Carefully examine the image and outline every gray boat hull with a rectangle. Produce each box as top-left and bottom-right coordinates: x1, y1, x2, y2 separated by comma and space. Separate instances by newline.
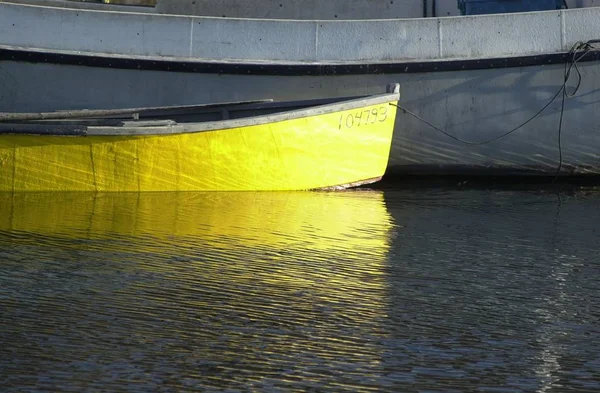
2, 1, 600, 176
2, 57, 599, 176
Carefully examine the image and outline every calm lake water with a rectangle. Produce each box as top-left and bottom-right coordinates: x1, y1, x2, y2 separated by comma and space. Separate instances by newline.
1, 183, 600, 392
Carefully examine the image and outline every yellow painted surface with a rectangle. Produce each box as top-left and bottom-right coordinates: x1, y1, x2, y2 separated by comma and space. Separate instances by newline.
0, 102, 397, 191
0, 191, 393, 253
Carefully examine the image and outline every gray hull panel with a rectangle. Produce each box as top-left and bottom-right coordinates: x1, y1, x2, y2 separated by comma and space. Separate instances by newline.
1, 60, 599, 175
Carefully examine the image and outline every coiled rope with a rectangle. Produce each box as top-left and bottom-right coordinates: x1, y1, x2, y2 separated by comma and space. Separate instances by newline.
391, 40, 600, 179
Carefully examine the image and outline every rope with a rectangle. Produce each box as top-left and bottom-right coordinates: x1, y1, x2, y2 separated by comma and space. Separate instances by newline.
392, 40, 598, 178
553, 40, 592, 180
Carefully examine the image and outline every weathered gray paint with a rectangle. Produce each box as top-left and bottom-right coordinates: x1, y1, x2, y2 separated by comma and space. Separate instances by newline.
0, 100, 273, 121
86, 91, 401, 135
440, 11, 562, 58
9, 0, 600, 19
0, 90, 400, 135
191, 18, 317, 61
4, 0, 154, 12
315, 19, 440, 61
153, 0, 600, 18
155, 0, 432, 19
2, 2, 599, 63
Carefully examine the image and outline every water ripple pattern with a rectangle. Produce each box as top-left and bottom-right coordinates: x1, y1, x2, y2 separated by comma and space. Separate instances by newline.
0, 191, 393, 392
1, 187, 599, 392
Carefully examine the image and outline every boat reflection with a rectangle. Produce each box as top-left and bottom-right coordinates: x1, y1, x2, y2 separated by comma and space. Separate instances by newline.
0, 190, 393, 247
0, 190, 395, 295
0, 191, 395, 391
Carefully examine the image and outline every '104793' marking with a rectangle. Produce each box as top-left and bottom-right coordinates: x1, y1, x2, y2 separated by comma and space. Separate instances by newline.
338, 106, 388, 129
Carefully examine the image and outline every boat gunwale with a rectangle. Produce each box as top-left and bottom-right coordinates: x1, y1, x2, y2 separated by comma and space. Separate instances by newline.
3, 2, 600, 66
0, 89, 400, 136
2, 44, 599, 77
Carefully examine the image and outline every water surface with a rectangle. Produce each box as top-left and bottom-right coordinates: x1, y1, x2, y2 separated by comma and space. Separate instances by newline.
1, 187, 599, 392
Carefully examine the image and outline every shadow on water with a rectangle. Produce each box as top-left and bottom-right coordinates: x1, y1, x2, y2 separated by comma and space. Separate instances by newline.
1, 185, 600, 392
377, 172, 600, 192
380, 180, 600, 392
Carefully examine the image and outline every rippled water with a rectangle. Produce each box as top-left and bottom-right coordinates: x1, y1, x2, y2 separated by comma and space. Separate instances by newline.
1, 186, 599, 392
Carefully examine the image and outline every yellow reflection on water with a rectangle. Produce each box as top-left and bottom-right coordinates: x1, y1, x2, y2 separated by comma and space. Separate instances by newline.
0, 191, 394, 290
0, 191, 395, 384
0, 191, 392, 249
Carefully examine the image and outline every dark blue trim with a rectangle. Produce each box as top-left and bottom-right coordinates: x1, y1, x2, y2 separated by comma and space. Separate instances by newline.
1, 47, 599, 76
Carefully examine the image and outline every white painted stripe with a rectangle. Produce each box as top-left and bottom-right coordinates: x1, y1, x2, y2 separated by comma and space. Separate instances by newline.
189, 18, 194, 57
560, 10, 566, 50
438, 19, 443, 58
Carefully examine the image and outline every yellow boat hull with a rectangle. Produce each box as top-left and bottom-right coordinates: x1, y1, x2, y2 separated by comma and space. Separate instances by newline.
0, 102, 397, 192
